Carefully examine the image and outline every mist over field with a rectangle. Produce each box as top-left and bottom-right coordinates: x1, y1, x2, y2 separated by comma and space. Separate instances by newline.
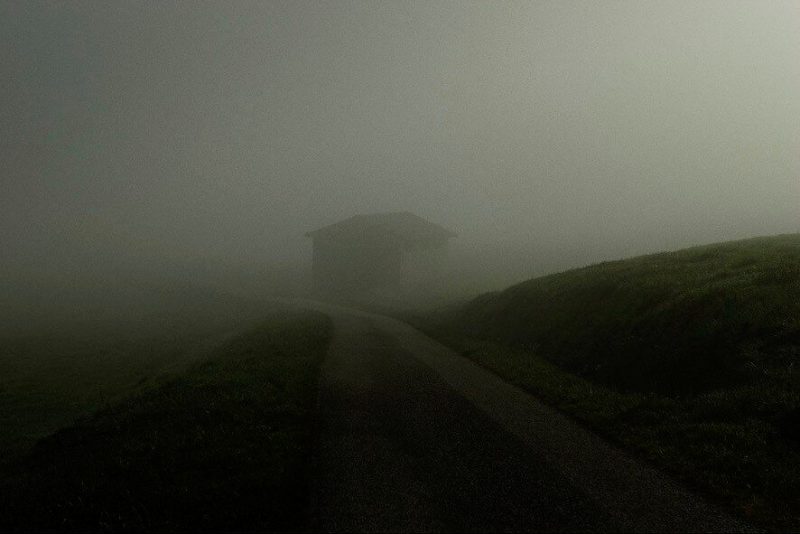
3, 1, 799, 328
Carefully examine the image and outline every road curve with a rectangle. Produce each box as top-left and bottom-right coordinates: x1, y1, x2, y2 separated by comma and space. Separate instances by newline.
294, 300, 754, 533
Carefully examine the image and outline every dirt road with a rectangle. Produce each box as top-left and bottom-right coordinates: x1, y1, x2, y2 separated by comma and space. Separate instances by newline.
300, 301, 754, 533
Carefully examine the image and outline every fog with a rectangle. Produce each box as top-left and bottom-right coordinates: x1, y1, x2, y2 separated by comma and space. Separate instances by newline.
2, 1, 799, 328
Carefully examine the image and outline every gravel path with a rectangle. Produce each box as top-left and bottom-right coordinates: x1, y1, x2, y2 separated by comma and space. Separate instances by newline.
298, 301, 755, 533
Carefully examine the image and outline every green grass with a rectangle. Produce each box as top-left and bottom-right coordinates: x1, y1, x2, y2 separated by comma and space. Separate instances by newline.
0, 310, 332, 532
0, 331, 230, 460
421, 234, 800, 531
0, 288, 274, 460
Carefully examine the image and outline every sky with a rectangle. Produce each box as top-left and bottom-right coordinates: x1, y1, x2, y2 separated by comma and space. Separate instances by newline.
2, 1, 799, 283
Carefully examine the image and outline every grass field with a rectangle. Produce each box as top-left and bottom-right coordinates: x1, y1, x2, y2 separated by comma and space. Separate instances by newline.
0, 310, 332, 532
0, 287, 272, 461
420, 234, 800, 531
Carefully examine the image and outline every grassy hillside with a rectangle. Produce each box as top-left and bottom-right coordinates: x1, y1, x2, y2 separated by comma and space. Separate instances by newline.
0, 287, 272, 460
423, 234, 800, 530
0, 310, 332, 532
441, 234, 800, 394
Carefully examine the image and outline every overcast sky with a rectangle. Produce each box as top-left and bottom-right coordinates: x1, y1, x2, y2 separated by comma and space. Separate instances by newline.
2, 1, 799, 274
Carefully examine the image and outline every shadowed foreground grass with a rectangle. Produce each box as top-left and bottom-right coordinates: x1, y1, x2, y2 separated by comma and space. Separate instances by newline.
0, 310, 332, 532
0, 287, 274, 460
420, 234, 800, 531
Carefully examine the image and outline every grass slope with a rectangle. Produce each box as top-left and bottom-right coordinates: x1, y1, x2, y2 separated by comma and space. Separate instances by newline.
0, 288, 273, 460
423, 234, 800, 530
0, 310, 332, 532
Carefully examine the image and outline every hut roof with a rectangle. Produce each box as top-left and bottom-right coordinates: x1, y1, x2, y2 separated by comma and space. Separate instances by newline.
305, 212, 456, 243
